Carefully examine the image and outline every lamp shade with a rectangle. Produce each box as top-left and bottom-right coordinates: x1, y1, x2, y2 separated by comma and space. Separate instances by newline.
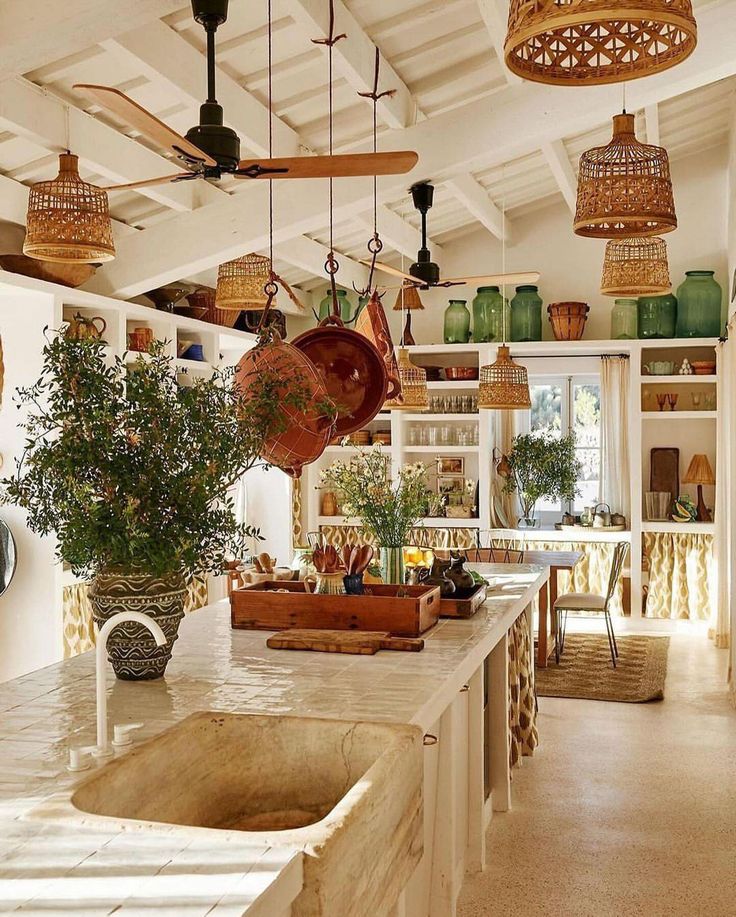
504, 0, 697, 86
478, 345, 531, 410
216, 253, 271, 311
600, 237, 671, 297
384, 348, 429, 412
683, 454, 715, 486
393, 282, 424, 311
23, 153, 115, 263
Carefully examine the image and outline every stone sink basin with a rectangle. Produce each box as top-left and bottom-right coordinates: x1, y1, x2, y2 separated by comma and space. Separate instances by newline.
40, 712, 423, 916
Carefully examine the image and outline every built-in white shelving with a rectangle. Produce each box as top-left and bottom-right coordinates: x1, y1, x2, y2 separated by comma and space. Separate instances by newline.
642, 411, 717, 420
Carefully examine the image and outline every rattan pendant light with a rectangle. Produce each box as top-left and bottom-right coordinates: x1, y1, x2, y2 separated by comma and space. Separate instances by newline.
504, 0, 697, 86
385, 348, 429, 412
574, 113, 677, 239
393, 281, 424, 346
23, 153, 115, 263
600, 237, 671, 297
215, 253, 272, 310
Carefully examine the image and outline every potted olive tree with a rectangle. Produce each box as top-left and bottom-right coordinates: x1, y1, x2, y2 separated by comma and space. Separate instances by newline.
2, 332, 311, 679
502, 431, 581, 528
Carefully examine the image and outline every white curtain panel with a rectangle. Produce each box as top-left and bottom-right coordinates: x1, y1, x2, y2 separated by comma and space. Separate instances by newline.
599, 355, 631, 521
712, 336, 732, 651
492, 409, 522, 526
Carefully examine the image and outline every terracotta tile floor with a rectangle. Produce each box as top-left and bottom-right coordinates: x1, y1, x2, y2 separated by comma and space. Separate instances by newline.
458, 631, 736, 917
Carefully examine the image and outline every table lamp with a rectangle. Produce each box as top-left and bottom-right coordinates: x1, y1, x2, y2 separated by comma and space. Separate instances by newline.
683, 454, 715, 522
393, 282, 424, 346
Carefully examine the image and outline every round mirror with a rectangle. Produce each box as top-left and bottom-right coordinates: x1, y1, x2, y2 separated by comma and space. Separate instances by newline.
0, 519, 17, 596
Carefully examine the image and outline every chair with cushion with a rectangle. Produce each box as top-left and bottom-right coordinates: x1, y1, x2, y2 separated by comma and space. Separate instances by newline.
553, 541, 629, 668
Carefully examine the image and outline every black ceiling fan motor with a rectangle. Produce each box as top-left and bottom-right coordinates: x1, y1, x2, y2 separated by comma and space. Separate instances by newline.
410, 181, 441, 286
185, 0, 241, 170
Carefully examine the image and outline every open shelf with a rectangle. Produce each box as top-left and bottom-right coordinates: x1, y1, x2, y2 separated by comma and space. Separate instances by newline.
404, 413, 479, 421
641, 375, 717, 385
404, 446, 479, 453
427, 380, 480, 390
642, 411, 716, 420
641, 521, 715, 534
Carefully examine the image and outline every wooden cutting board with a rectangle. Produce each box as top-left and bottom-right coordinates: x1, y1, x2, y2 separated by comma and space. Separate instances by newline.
266, 629, 425, 655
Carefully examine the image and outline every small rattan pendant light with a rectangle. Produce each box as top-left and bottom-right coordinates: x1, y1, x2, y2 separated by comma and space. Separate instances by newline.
574, 113, 677, 239
215, 252, 272, 310
23, 153, 115, 263
600, 237, 671, 297
385, 347, 429, 412
393, 281, 424, 346
504, 0, 697, 86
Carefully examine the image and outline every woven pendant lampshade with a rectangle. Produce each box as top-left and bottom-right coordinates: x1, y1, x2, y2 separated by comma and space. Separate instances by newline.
215, 253, 271, 311
23, 153, 115, 263
393, 281, 424, 346
574, 113, 677, 239
504, 0, 697, 86
384, 348, 429, 412
600, 237, 671, 297
479, 345, 531, 410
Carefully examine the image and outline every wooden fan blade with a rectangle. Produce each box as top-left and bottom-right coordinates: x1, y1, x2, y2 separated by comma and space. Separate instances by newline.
235, 151, 418, 180
73, 83, 217, 167
100, 173, 199, 192
440, 271, 541, 286
361, 260, 420, 283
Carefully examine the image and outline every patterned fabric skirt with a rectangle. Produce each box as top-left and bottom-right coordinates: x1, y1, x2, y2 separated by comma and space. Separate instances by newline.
509, 608, 538, 768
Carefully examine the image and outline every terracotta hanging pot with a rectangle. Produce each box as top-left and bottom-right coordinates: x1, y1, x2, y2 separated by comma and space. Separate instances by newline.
236, 336, 335, 477
355, 290, 401, 400
292, 314, 389, 437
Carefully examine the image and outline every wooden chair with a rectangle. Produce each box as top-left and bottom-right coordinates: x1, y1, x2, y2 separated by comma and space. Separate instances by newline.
553, 541, 629, 668
468, 530, 526, 565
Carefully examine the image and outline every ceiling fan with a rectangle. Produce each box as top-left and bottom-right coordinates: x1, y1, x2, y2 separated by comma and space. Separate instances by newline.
365, 181, 539, 289
73, 0, 418, 192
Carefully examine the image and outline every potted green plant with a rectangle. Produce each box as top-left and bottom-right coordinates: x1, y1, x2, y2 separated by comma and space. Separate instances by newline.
2, 332, 311, 679
502, 432, 581, 528
319, 447, 428, 583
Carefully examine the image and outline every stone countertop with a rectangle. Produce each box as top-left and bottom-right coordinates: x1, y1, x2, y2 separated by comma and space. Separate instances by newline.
0, 564, 545, 916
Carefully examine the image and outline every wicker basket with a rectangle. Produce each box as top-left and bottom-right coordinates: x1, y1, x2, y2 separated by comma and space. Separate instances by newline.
187, 287, 240, 328
547, 302, 589, 341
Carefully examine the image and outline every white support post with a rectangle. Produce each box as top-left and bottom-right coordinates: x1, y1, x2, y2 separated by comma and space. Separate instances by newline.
487, 633, 511, 813
429, 700, 459, 917
445, 174, 509, 242
466, 667, 486, 874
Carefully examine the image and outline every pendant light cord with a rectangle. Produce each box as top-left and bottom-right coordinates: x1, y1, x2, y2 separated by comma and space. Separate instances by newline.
259, 0, 279, 333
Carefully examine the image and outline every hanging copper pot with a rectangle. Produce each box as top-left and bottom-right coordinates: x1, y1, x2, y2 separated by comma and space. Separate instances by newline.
355, 290, 401, 400
292, 313, 389, 438
235, 336, 336, 478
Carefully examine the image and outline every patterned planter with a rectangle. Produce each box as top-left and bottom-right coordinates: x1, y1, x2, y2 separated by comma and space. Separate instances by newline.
380, 547, 405, 585
89, 569, 187, 680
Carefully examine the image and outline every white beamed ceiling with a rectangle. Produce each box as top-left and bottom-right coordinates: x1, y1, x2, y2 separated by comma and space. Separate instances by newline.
0, 0, 733, 297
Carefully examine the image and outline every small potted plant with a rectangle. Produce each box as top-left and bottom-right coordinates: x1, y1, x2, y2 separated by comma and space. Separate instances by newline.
502, 431, 581, 528
2, 332, 311, 679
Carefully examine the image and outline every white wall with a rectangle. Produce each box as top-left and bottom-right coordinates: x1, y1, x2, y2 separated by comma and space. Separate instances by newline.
0, 288, 61, 682
243, 465, 294, 566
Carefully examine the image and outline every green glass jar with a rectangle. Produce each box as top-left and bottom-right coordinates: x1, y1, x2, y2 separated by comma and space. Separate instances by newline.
318, 289, 353, 323
676, 271, 722, 338
473, 286, 510, 343
510, 285, 542, 342
444, 300, 471, 344
610, 299, 638, 339
637, 293, 677, 339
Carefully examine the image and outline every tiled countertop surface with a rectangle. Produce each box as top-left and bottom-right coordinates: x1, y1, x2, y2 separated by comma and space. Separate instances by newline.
0, 564, 545, 916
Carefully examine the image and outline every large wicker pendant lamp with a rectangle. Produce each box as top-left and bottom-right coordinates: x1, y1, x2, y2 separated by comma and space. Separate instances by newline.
384, 348, 429, 412
600, 236, 671, 296
23, 153, 115, 263
215, 253, 272, 310
574, 113, 677, 239
504, 0, 697, 86
479, 345, 532, 410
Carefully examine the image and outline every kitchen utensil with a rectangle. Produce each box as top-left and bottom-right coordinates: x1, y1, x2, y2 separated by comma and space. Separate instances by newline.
354, 290, 401, 400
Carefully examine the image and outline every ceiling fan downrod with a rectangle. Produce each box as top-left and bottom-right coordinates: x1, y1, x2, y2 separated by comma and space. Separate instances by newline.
410, 182, 440, 286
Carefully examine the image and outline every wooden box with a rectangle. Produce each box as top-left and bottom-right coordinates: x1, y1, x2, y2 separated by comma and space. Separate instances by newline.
438, 583, 487, 619
231, 581, 441, 637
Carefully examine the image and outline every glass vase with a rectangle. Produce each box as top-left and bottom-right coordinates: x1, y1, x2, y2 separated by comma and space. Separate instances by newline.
510, 285, 542, 342
675, 271, 722, 338
610, 298, 638, 339
637, 294, 677, 339
472, 286, 510, 343
380, 546, 405, 585
444, 300, 471, 343
318, 289, 353, 323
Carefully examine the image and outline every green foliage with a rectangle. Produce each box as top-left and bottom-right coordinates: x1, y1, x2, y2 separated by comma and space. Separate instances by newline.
503, 431, 582, 520
2, 332, 308, 578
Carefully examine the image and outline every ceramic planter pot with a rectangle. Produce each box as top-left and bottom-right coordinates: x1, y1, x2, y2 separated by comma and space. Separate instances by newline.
89, 568, 187, 680
380, 547, 405, 585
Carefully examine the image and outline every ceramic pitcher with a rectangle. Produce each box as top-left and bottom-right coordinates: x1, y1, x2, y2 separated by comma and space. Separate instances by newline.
304, 572, 346, 596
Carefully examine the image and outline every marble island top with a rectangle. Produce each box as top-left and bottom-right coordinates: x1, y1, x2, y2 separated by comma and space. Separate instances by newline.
0, 564, 545, 916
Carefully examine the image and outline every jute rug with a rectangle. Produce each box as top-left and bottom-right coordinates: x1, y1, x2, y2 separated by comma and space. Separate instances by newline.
536, 633, 670, 703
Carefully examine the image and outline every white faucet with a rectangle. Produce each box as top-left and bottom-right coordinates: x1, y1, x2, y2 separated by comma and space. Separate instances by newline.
94, 611, 167, 758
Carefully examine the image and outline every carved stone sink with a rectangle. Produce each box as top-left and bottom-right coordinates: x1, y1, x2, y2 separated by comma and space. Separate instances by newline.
43, 712, 423, 917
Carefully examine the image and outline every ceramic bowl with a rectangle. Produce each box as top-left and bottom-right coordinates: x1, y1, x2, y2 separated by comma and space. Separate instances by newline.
0, 254, 99, 288
691, 361, 716, 375
444, 366, 479, 381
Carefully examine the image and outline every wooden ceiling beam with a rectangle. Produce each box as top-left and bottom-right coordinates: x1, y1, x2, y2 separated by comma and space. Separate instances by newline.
475, 0, 522, 85
541, 140, 577, 214
354, 206, 443, 261
445, 173, 509, 241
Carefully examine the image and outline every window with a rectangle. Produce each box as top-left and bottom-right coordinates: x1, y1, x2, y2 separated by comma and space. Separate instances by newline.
529, 376, 601, 519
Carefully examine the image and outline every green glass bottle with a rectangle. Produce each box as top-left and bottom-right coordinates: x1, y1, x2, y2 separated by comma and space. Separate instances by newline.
676, 271, 722, 338
473, 286, 510, 343
318, 289, 353, 323
510, 285, 542, 342
444, 300, 471, 344
610, 299, 638, 339
637, 293, 677, 339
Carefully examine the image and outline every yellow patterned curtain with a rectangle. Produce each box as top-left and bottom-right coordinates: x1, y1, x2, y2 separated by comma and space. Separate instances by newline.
508, 609, 537, 768
317, 524, 479, 552
643, 533, 714, 621
527, 540, 625, 616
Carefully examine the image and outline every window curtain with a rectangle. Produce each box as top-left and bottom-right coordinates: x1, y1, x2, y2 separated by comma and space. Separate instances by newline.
599, 355, 630, 521
712, 338, 731, 648
491, 409, 521, 527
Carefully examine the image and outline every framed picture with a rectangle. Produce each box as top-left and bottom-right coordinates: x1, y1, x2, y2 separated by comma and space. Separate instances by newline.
437, 475, 465, 496
437, 456, 464, 475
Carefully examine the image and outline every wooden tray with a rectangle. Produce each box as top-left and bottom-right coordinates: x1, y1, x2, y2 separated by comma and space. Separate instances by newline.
266, 629, 424, 655
231, 581, 440, 637
438, 583, 487, 619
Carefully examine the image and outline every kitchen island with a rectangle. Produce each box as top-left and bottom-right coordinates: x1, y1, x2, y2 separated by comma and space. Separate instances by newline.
0, 564, 546, 916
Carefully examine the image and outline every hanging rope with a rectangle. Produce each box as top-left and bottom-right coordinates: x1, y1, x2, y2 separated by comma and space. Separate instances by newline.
258, 0, 279, 335
312, 0, 346, 320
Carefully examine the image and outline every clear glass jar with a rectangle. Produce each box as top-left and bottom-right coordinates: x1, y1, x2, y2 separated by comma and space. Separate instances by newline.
610, 298, 638, 339
637, 293, 677, 339
472, 286, 510, 343
676, 271, 722, 338
443, 300, 471, 344
510, 285, 542, 342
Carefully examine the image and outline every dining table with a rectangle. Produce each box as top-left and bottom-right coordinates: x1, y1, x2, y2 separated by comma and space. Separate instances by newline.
523, 549, 583, 667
